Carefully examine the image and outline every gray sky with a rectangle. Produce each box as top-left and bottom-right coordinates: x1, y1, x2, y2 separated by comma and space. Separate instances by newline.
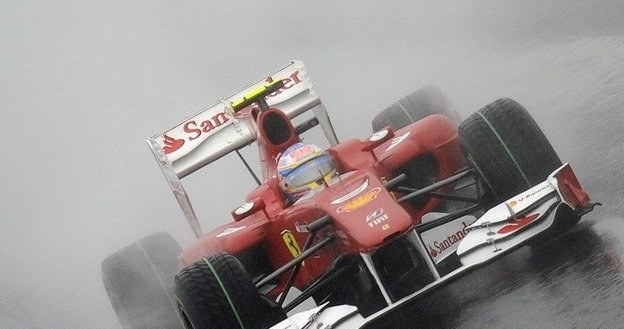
1, 1, 623, 328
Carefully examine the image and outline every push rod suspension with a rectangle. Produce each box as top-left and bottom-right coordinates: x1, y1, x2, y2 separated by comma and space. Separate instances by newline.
278, 214, 333, 304
255, 234, 335, 288
396, 169, 474, 204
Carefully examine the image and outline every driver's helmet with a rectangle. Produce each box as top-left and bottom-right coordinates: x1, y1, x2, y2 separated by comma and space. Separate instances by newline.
277, 142, 337, 202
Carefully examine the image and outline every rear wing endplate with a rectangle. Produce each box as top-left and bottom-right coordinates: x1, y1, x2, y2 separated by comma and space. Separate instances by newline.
146, 61, 338, 238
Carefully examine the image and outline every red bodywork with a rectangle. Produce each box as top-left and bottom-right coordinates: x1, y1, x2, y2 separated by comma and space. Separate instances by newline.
178, 108, 463, 298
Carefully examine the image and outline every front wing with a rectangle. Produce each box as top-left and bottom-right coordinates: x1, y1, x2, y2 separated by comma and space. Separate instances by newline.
270, 163, 597, 329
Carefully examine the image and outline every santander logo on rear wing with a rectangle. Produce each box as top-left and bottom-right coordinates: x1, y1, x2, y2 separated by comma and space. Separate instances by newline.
148, 60, 336, 179
146, 61, 338, 238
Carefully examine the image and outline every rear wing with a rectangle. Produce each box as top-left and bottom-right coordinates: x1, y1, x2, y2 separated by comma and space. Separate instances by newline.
146, 60, 338, 238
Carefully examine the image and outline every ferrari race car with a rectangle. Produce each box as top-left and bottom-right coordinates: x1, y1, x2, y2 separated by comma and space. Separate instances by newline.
101, 61, 597, 329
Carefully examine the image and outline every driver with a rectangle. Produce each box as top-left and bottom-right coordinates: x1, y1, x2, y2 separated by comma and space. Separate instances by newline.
277, 142, 338, 204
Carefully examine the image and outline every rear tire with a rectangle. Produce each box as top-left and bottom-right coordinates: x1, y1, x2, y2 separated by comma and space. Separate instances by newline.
371, 86, 459, 132
102, 232, 183, 329
173, 253, 285, 329
458, 98, 562, 203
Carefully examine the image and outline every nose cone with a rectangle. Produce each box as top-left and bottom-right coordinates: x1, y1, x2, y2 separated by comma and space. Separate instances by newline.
319, 174, 413, 250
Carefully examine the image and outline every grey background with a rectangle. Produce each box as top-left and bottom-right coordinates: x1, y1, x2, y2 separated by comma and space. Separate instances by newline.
2, 1, 623, 328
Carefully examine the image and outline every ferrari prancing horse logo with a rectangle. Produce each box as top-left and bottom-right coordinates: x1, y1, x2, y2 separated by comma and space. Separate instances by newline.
281, 230, 304, 265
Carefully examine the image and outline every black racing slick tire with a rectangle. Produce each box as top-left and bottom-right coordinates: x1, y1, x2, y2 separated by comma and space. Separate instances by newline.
458, 98, 562, 203
101, 232, 184, 329
371, 86, 459, 132
173, 253, 286, 329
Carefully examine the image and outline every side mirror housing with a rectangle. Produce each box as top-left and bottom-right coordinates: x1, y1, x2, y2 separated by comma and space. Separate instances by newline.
361, 127, 395, 153
231, 197, 267, 221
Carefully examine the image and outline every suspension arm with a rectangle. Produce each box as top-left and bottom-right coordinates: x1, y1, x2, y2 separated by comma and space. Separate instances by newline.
255, 234, 335, 288
396, 169, 475, 204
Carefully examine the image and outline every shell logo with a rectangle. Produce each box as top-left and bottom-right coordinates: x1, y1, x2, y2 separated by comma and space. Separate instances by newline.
336, 188, 381, 213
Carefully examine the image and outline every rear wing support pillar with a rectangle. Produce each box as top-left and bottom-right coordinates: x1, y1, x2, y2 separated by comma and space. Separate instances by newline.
314, 106, 339, 146
147, 138, 204, 238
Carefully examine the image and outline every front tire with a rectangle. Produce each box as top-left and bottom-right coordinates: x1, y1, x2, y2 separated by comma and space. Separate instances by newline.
173, 253, 285, 329
458, 98, 562, 203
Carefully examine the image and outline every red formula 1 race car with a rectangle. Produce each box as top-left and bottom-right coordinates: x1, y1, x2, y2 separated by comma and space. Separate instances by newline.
101, 61, 598, 329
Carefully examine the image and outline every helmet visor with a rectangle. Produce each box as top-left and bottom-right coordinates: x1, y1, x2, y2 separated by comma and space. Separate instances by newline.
281, 154, 335, 190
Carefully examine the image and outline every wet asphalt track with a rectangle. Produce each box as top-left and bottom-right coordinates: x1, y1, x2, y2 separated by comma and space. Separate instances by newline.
375, 36, 624, 329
